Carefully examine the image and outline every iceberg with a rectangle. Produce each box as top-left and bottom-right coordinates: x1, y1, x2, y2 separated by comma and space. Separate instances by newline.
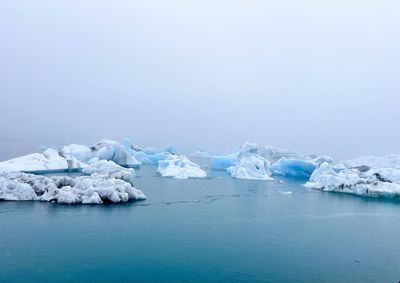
270, 158, 317, 178
342, 154, 400, 170
228, 142, 273, 180
0, 160, 145, 204
269, 156, 332, 178
88, 139, 140, 167
305, 162, 400, 198
157, 155, 207, 179
0, 148, 85, 173
0, 138, 180, 174
210, 142, 332, 179
121, 138, 176, 165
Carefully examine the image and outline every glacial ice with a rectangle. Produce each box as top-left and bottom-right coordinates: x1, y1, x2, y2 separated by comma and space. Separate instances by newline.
305, 162, 400, 198
0, 148, 85, 173
157, 155, 207, 179
122, 138, 176, 165
0, 160, 145, 204
209, 142, 332, 179
88, 139, 141, 167
228, 142, 273, 180
0, 138, 179, 173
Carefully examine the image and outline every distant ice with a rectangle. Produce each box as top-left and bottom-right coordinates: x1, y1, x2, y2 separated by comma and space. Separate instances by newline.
157, 155, 207, 179
0, 138, 177, 173
208, 142, 332, 180
0, 160, 145, 204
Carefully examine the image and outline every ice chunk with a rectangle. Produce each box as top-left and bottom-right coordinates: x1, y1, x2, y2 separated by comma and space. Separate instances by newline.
0, 148, 78, 173
270, 159, 317, 178
157, 155, 207, 179
228, 142, 273, 180
82, 159, 136, 185
0, 160, 145, 204
121, 138, 175, 165
60, 144, 93, 163
90, 139, 140, 167
0, 177, 38, 201
305, 162, 400, 198
342, 155, 400, 170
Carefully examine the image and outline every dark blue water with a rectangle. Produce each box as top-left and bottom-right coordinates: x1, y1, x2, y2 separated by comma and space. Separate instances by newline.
1, 165, 400, 283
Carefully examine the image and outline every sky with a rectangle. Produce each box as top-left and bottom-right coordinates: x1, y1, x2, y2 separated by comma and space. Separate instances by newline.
0, 0, 399, 160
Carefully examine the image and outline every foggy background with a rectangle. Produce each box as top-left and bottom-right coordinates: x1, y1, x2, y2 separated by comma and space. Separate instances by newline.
1, 0, 399, 160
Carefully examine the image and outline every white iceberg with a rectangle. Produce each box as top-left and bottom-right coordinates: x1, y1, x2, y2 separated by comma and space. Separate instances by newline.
0, 148, 85, 173
0, 160, 145, 204
342, 154, 400, 170
82, 159, 136, 185
228, 142, 273, 180
157, 155, 207, 179
305, 162, 400, 198
88, 139, 140, 167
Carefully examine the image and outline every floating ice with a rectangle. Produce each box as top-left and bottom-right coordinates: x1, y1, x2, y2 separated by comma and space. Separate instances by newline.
121, 138, 176, 165
82, 159, 136, 185
305, 162, 400, 198
270, 158, 319, 178
157, 155, 207, 179
89, 139, 140, 167
228, 142, 273, 180
0, 160, 145, 204
0, 148, 85, 173
342, 155, 400, 170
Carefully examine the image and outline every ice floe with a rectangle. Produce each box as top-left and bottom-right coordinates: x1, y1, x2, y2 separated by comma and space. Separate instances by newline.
157, 155, 207, 179
0, 160, 145, 204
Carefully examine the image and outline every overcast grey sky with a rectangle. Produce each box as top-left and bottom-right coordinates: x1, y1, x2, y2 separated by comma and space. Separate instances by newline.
0, 0, 399, 159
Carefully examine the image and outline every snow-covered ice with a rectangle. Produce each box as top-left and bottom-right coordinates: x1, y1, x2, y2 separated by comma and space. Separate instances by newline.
0, 148, 85, 173
0, 160, 145, 204
157, 155, 207, 179
305, 162, 400, 198
228, 142, 273, 180
0, 138, 179, 173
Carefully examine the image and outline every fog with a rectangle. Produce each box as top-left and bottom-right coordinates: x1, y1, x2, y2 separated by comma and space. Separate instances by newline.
1, 0, 399, 160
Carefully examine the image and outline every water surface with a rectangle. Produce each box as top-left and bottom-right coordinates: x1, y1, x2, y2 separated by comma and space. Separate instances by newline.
1, 165, 400, 283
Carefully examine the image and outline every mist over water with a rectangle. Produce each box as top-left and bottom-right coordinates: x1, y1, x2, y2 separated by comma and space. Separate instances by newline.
1, 1, 400, 160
